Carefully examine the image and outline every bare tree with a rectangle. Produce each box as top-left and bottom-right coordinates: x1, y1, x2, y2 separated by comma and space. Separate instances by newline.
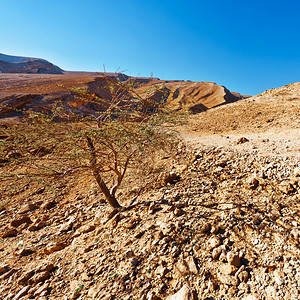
0, 74, 178, 208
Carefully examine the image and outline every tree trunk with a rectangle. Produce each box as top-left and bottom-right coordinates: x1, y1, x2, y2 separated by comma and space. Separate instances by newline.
86, 136, 121, 208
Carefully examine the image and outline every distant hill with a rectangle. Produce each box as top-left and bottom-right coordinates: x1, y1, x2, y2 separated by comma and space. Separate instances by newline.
0, 53, 49, 63
186, 81, 300, 134
0, 53, 250, 119
0, 73, 249, 121
136, 80, 249, 113
0, 53, 63, 74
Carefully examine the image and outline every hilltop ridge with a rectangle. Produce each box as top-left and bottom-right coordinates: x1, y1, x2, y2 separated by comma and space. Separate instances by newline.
0, 53, 63, 74
0, 53, 48, 63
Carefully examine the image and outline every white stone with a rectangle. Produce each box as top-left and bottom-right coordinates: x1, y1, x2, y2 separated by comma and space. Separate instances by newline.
166, 284, 195, 300
294, 167, 300, 177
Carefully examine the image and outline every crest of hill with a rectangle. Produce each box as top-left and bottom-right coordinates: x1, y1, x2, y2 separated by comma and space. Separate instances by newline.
0, 53, 48, 63
0, 53, 63, 74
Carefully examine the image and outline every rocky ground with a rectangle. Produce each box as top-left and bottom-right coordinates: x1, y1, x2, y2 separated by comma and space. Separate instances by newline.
0, 82, 299, 299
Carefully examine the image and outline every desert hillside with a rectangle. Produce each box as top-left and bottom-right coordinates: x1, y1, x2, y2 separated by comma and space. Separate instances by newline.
182, 82, 300, 158
137, 80, 248, 113
0, 54, 247, 120
0, 81, 299, 299
187, 82, 300, 134
0, 53, 49, 63
0, 73, 246, 121
0, 53, 63, 75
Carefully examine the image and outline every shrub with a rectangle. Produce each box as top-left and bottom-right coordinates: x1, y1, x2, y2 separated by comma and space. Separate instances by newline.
0, 74, 179, 208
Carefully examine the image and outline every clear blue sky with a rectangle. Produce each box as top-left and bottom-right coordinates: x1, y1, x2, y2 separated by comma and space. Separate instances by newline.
1, 0, 299, 95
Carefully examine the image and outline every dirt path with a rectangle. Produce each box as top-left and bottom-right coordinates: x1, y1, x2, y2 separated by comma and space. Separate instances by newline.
181, 129, 300, 158
178, 81, 300, 159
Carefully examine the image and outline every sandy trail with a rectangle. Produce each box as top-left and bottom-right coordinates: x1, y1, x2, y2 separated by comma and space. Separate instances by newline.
181, 128, 300, 158
178, 82, 300, 158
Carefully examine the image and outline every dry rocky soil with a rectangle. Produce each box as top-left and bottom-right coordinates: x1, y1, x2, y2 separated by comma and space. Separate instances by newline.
0, 82, 299, 300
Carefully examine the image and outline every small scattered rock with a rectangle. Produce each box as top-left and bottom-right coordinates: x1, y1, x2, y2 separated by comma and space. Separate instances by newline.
242, 295, 259, 300
227, 251, 241, 267
175, 259, 189, 276
265, 286, 277, 299
162, 172, 180, 185
28, 221, 47, 231
1, 227, 18, 238
212, 247, 222, 260
220, 264, 238, 275
208, 236, 221, 250
30, 187, 45, 196
166, 284, 196, 300
19, 203, 37, 214
235, 265, 245, 277
34, 282, 50, 297
278, 182, 294, 194
236, 137, 249, 144
29, 270, 50, 284
134, 230, 145, 239
70, 289, 80, 299
247, 177, 259, 190
18, 247, 34, 257
59, 221, 73, 233
146, 291, 158, 300
216, 160, 227, 168
274, 270, 284, 286
210, 225, 219, 234
174, 207, 184, 217
83, 243, 94, 253
291, 228, 300, 241
148, 202, 156, 214
35, 263, 55, 273
207, 280, 218, 292
186, 256, 198, 274
0, 268, 16, 280
44, 242, 67, 254
41, 200, 56, 210
0, 264, 10, 274
125, 250, 134, 258
74, 224, 95, 236
199, 223, 211, 233
218, 273, 239, 286
294, 167, 300, 177
155, 266, 169, 278
238, 271, 250, 283
238, 282, 250, 294
12, 285, 30, 300
219, 251, 227, 262
124, 219, 137, 229
11, 215, 32, 227
131, 257, 139, 266
18, 270, 34, 285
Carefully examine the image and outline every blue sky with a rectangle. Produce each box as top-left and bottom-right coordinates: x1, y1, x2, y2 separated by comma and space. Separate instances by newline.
0, 0, 299, 95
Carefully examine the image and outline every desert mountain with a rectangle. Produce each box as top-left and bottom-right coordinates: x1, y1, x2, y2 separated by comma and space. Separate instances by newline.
138, 80, 248, 113
0, 73, 247, 120
0, 73, 135, 119
0, 53, 50, 63
186, 81, 300, 135
0, 53, 249, 119
0, 53, 63, 74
